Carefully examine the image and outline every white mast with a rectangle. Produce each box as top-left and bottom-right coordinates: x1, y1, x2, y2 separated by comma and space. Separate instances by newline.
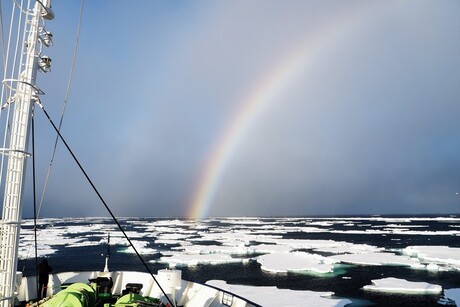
0, 1, 53, 306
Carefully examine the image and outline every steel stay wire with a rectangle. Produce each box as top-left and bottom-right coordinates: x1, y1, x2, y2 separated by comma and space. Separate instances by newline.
35, 98, 176, 307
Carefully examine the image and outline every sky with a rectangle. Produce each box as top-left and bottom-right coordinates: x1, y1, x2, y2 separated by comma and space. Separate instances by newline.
1, 0, 460, 218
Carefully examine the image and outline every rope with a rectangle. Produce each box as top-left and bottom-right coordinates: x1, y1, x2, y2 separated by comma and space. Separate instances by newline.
37, 0, 85, 217
36, 99, 177, 307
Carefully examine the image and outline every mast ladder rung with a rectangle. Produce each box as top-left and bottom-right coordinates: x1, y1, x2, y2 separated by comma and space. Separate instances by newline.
4, 198, 19, 203
0, 221, 21, 226
7, 169, 21, 172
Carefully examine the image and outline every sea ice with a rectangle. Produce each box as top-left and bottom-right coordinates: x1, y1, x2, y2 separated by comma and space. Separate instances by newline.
207, 280, 352, 307
155, 233, 191, 241
378, 223, 425, 228
18, 245, 57, 259
402, 246, 460, 270
116, 240, 156, 255
158, 253, 243, 267
257, 251, 335, 274
330, 252, 420, 267
19, 217, 460, 281
172, 244, 252, 256
248, 244, 292, 254
363, 277, 442, 294
221, 218, 266, 225
331, 228, 460, 236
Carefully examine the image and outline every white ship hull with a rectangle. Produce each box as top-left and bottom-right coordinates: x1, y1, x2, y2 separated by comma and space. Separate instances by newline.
17, 270, 258, 307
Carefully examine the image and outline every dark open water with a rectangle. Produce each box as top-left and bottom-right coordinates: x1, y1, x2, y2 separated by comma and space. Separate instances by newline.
18, 215, 460, 306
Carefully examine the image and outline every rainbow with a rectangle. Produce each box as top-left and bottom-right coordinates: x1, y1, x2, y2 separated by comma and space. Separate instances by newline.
187, 5, 377, 218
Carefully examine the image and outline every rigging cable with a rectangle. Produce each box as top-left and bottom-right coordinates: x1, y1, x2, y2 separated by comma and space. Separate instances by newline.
35, 98, 177, 307
37, 0, 85, 217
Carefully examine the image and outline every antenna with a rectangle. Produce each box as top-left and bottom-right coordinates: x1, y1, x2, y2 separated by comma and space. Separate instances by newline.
103, 232, 111, 272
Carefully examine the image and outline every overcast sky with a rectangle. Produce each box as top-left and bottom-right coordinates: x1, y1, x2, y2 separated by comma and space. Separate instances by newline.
2, 0, 460, 218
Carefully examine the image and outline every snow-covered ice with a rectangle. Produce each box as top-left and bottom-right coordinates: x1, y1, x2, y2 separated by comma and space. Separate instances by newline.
402, 246, 460, 270
158, 253, 243, 266
363, 277, 442, 294
207, 280, 352, 307
257, 252, 335, 274
330, 252, 421, 268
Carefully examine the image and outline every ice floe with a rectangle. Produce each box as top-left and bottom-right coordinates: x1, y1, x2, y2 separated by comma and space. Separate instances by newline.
159, 252, 244, 266
402, 246, 460, 270
363, 277, 442, 294
330, 252, 421, 268
207, 280, 352, 307
172, 244, 250, 255
257, 251, 335, 274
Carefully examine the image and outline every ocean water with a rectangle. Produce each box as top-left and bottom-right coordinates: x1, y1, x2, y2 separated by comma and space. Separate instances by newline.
18, 215, 460, 306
